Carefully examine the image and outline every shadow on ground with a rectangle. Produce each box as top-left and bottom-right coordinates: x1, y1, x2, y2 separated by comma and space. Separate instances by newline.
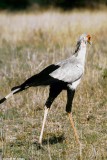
42, 134, 65, 145
33, 134, 65, 149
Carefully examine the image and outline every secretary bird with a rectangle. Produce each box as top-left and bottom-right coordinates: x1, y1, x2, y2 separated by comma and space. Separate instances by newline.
0, 34, 91, 145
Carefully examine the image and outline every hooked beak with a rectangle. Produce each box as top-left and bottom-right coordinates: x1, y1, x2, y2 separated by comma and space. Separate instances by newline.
87, 35, 92, 45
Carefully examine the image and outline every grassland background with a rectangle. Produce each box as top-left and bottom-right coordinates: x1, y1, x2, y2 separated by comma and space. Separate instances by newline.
0, 10, 107, 160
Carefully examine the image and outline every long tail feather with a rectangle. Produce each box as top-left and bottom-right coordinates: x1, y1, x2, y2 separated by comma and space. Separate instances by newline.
0, 87, 21, 104
0, 97, 6, 104
11, 85, 21, 92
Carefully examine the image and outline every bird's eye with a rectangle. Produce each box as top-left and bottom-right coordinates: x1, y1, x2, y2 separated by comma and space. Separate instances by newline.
87, 35, 91, 41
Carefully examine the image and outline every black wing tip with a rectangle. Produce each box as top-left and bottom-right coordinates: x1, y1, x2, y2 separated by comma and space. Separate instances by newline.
0, 97, 6, 104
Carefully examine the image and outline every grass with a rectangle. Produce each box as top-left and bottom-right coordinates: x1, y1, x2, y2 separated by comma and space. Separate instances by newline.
0, 10, 107, 160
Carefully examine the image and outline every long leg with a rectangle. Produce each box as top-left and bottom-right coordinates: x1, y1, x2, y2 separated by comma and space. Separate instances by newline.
66, 88, 80, 145
68, 113, 80, 145
39, 106, 49, 144
39, 84, 62, 144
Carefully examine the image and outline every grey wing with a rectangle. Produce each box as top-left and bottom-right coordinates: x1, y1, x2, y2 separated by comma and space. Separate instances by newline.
49, 60, 84, 83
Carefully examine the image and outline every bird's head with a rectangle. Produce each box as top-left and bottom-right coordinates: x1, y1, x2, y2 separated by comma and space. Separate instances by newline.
77, 34, 92, 45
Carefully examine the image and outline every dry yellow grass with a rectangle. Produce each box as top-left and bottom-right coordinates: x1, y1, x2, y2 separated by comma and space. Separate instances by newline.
0, 10, 107, 160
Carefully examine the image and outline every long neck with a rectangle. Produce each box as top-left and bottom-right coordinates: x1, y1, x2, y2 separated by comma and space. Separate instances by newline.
74, 41, 87, 65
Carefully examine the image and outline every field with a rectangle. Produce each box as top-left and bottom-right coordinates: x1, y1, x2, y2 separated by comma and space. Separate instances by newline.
0, 10, 107, 160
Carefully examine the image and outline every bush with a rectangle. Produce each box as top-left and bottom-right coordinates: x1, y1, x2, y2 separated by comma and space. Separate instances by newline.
0, 0, 107, 10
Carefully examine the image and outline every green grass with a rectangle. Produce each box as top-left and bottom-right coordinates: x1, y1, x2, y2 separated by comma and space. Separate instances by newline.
0, 10, 107, 160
